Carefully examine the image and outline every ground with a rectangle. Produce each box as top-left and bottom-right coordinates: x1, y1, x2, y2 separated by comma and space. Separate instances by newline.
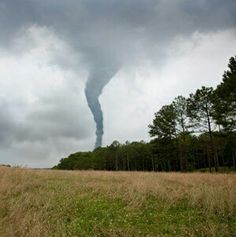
0, 167, 235, 237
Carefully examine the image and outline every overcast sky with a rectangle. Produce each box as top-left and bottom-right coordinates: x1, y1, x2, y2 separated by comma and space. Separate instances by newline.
0, 0, 236, 167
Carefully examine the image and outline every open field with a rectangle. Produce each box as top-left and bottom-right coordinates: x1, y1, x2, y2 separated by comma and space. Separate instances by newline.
0, 167, 235, 237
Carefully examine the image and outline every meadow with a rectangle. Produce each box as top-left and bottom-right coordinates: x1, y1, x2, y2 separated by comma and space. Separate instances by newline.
0, 166, 235, 237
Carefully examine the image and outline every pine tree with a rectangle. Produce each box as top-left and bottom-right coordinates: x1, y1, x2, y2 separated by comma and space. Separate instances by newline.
172, 96, 192, 171
214, 56, 236, 168
187, 86, 219, 171
214, 56, 236, 132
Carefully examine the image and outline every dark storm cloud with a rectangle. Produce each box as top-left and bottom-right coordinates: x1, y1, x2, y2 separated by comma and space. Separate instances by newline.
1, 0, 236, 48
1, 0, 236, 71
1, 0, 236, 68
0, 0, 236, 148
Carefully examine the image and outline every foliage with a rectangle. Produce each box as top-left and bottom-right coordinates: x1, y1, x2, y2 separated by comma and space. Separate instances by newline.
172, 95, 192, 135
213, 56, 236, 132
187, 86, 216, 133
148, 104, 177, 139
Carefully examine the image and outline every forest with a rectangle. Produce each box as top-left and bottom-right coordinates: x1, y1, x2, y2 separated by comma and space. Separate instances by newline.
54, 56, 236, 172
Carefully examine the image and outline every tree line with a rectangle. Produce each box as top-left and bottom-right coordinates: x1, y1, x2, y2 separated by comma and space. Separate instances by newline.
54, 56, 236, 172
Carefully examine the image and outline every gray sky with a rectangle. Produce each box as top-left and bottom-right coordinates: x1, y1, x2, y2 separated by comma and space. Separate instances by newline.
0, 0, 236, 167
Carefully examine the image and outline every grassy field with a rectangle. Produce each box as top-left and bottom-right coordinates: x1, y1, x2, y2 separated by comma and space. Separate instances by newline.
0, 167, 235, 237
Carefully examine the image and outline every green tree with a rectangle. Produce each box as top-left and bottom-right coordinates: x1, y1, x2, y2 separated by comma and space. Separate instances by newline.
149, 104, 176, 139
149, 105, 177, 171
109, 140, 120, 170
213, 56, 236, 168
172, 96, 192, 171
214, 56, 236, 132
187, 86, 219, 171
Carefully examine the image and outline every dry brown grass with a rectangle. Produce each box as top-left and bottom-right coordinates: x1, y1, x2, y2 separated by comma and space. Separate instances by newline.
0, 167, 235, 237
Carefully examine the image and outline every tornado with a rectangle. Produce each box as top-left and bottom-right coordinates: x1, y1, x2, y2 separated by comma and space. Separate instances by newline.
85, 67, 118, 148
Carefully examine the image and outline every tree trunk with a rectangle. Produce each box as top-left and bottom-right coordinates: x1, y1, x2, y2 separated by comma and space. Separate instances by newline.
115, 151, 118, 171
168, 160, 171, 171
179, 147, 184, 172
233, 151, 236, 169
207, 146, 212, 172
206, 111, 218, 172
213, 149, 219, 172
151, 155, 155, 171
126, 153, 130, 171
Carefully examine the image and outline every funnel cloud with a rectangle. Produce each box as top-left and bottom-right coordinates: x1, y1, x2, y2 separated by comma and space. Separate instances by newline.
85, 66, 118, 148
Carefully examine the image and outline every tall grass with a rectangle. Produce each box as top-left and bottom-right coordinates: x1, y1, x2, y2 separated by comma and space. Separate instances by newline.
0, 166, 235, 236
